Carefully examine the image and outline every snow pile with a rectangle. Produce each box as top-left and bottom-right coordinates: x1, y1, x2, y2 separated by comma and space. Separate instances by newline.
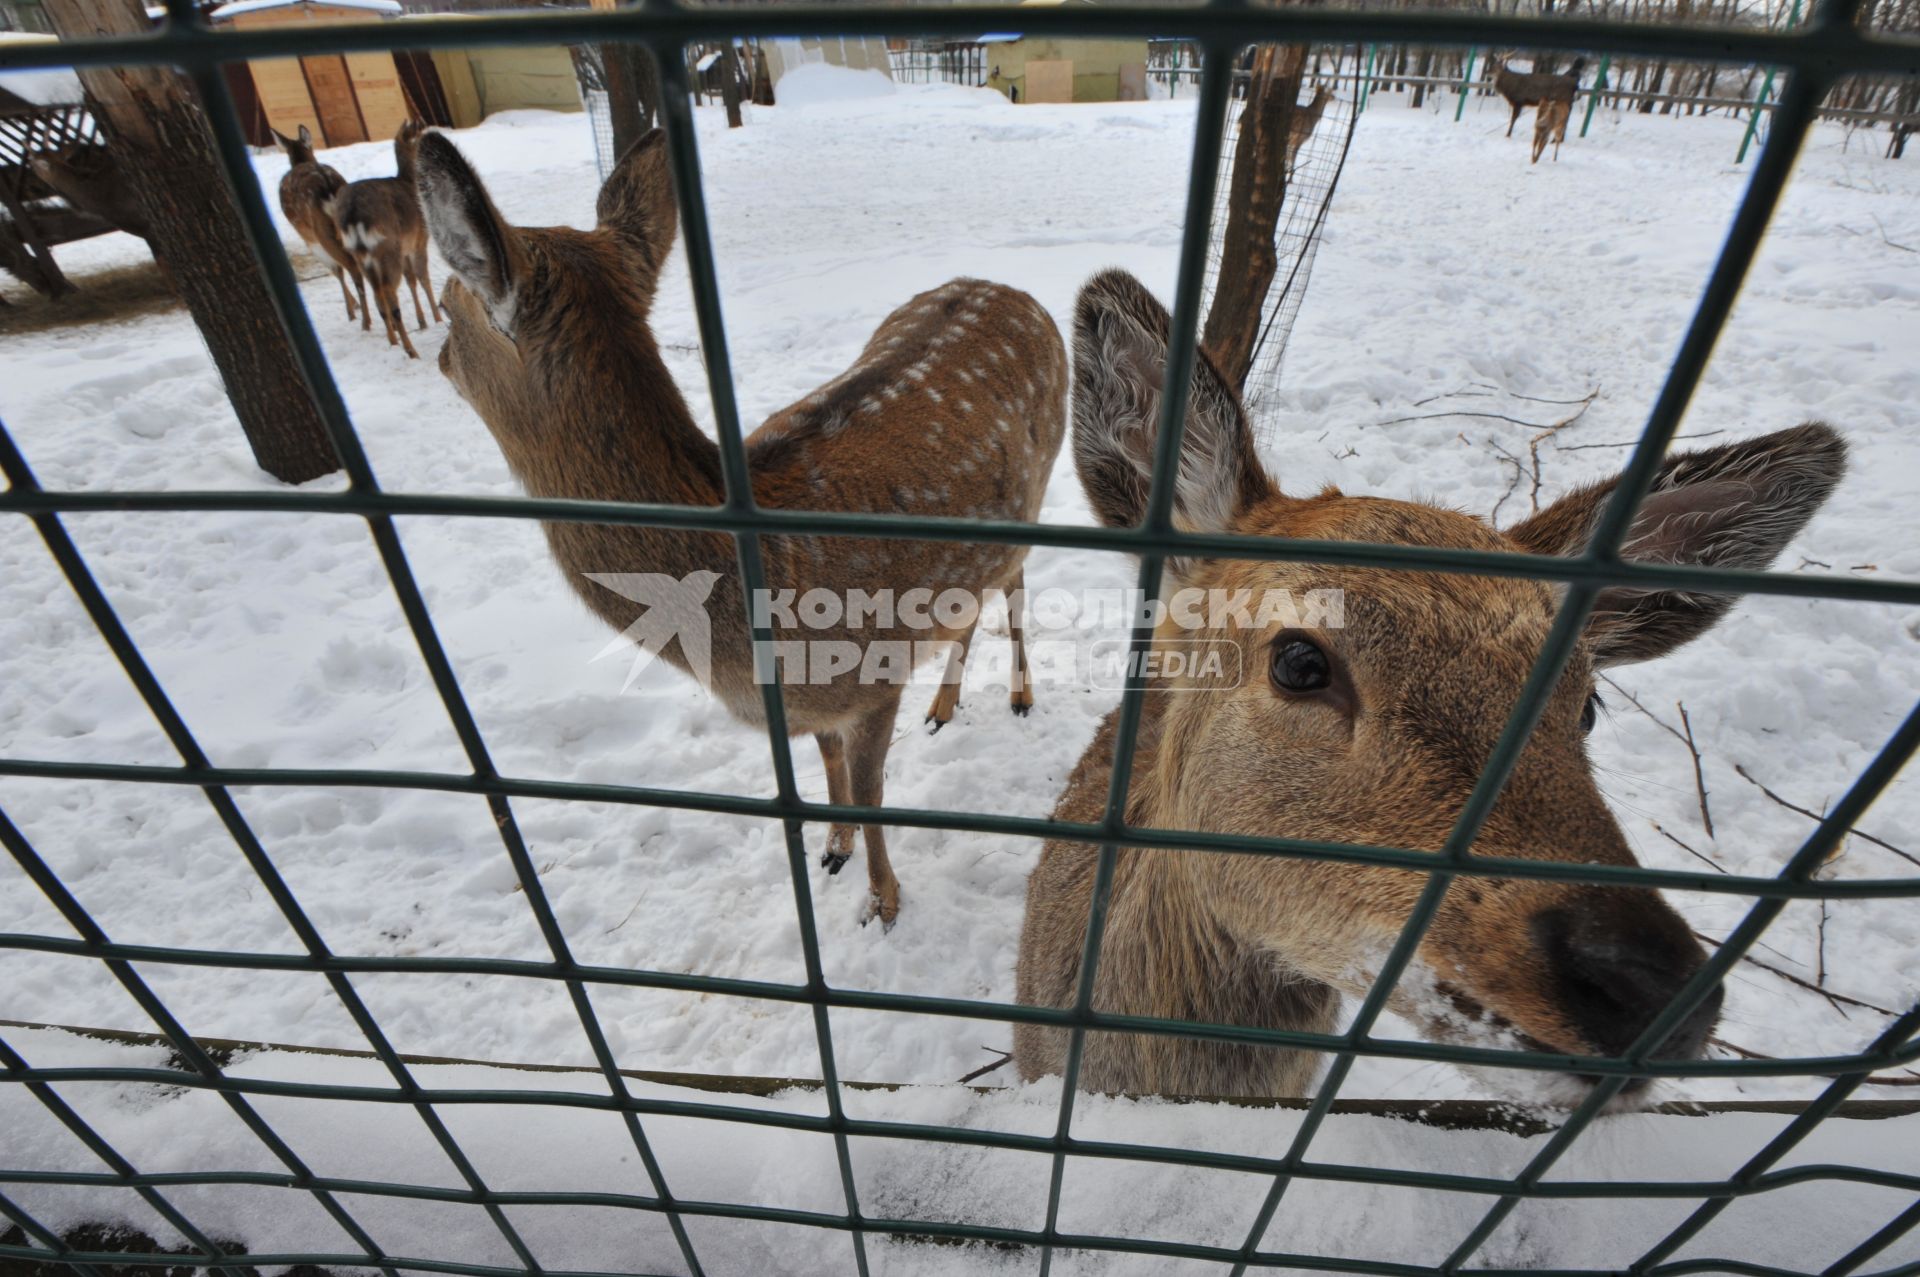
0, 62, 84, 107
772, 61, 896, 109
5, 1025, 1916, 1274
207, 0, 400, 19
1, 89, 1917, 1111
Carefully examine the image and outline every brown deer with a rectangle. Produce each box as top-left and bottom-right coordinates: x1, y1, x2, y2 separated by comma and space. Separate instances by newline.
414, 130, 1067, 926
1012, 269, 1846, 1100
1533, 96, 1572, 164
330, 119, 441, 358
1286, 83, 1334, 170
271, 125, 365, 326
1489, 53, 1587, 139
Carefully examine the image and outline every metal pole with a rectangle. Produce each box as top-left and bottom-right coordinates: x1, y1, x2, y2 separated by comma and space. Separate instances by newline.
1454, 46, 1478, 121
1359, 42, 1377, 113
1736, 0, 1802, 162
1580, 51, 1610, 137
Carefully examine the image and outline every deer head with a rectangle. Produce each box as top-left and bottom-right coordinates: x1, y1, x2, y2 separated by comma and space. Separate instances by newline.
1071, 268, 1845, 1088
272, 123, 316, 166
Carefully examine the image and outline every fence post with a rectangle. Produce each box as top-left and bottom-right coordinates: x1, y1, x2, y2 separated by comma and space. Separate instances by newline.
1454, 47, 1477, 121
1736, 0, 1802, 162
1580, 52, 1610, 137
1359, 42, 1377, 114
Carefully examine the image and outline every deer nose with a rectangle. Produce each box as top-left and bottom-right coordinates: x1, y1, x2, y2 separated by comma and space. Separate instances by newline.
1532, 905, 1724, 1075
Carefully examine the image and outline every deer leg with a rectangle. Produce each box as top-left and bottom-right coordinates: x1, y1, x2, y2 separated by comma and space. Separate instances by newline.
1508, 101, 1521, 137
351, 258, 370, 331
331, 264, 357, 322
845, 702, 902, 928
923, 616, 979, 732
418, 250, 444, 324
1007, 568, 1034, 717
815, 730, 855, 875
404, 259, 428, 331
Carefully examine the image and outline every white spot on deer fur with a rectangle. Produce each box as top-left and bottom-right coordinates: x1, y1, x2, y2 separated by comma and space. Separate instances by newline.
927, 387, 944, 404
906, 365, 928, 383
986, 348, 1001, 364
995, 418, 1012, 434
957, 399, 973, 413
954, 369, 973, 385
860, 399, 882, 416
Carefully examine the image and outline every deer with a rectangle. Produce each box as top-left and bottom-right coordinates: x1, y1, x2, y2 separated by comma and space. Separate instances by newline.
330, 119, 441, 358
1533, 96, 1572, 164
1488, 53, 1587, 139
1012, 268, 1847, 1101
271, 124, 365, 327
412, 129, 1068, 927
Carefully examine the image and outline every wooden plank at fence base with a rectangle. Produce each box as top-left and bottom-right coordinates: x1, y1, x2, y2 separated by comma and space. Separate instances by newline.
1025, 58, 1073, 104
345, 50, 410, 141
302, 53, 367, 146
246, 55, 325, 146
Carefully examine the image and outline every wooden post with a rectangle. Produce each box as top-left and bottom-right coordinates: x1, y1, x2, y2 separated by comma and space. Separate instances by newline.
42, 0, 340, 484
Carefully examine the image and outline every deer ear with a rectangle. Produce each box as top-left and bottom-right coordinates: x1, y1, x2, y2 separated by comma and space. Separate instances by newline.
298, 124, 311, 146
416, 132, 524, 334
596, 128, 678, 292
1071, 268, 1273, 538
1508, 423, 1847, 667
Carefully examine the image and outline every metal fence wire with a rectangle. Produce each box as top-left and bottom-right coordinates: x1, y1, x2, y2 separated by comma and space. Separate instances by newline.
1, 1, 1919, 1274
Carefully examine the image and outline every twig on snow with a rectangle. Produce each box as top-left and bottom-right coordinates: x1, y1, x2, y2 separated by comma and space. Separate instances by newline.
1692, 929, 1896, 1018
1655, 823, 1725, 874
1599, 675, 1715, 840
958, 1048, 1014, 1084
1732, 764, 1920, 869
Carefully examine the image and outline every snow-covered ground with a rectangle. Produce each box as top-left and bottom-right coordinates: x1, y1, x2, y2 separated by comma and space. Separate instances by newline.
3, 71, 1917, 1130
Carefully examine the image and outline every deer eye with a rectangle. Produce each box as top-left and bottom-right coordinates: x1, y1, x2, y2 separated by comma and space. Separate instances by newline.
1271, 638, 1332, 694
1580, 691, 1603, 735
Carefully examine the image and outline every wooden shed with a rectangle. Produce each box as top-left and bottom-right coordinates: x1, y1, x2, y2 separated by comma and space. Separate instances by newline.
980, 0, 1148, 104
209, 0, 411, 148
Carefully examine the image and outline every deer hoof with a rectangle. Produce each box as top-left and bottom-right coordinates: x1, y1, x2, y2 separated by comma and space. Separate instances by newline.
923, 715, 947, 735
1010, 701, 1031, 718
821, 851, 850, 874
860, 888, 900, 931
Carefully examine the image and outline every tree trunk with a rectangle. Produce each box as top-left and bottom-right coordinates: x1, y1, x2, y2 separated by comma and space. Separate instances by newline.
751, 44, 776, 107
1202, 43, 1305, 391
43, 0, 339, 484
719, 43, 745, 128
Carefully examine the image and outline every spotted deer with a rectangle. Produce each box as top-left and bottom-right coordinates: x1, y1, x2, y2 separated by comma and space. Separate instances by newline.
272, 125, 365, 325
1533, 96, 1572, 164
1012, 269, 1846, 1100
1489, 53, 1587, 139
330, 119, 441, 358
414, 130, 1067, 926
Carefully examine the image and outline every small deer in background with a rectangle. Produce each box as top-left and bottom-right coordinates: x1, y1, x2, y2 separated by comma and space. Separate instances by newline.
1285, 83, 1335, 178
272, 124, 365, 326
1013, 268, 1846, 1100
330, 120, 441, 358
1489, 53, 1587, 139
1533, 96, 1572, 163
414, 130, 1067, 926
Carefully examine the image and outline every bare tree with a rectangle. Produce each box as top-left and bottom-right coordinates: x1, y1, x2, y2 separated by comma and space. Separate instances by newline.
43, 0, 339, 483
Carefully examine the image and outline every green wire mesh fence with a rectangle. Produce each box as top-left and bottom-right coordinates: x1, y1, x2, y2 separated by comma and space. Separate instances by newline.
1, 1, 1918, 1274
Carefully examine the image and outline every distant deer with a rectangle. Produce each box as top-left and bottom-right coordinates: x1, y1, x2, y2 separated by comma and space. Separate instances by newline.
1533, 96, 1572, 164
1013, 269, 1846, 1100
271, 125, 365, 327
1489, 53, 1587, 139
1288, 83, 1334, 162
414, 130, 1067, 926
330, 120, 440, 358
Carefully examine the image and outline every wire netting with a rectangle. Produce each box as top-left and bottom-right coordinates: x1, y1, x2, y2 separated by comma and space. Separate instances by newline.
1, 2, 1918, 1275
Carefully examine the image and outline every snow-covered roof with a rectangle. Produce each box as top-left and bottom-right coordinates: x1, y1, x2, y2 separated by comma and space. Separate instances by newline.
208, 0, 400, 20
0, 40, 85, 107
693, 49, 721, 72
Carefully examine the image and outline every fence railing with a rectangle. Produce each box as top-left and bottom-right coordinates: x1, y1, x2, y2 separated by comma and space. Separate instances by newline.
1, 2, 1918, 1276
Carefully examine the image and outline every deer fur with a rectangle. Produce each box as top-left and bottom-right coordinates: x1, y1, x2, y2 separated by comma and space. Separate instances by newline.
329, 120, 441, 357
1012, 268, 1847, 1100
414, 130, 1068, 926
1288, 84, 1334, 162
1532, 97, 1572, 164
1489, 53, 1587, 139
272, 125, 364, 326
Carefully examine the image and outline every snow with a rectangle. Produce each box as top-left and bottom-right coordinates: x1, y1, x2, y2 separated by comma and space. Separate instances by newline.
771, 61, 900, 109
1, 78, 1918, 1146
207, 0, 400, 20
4, 1023, 1917, 1273
0, 62, 84, 107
